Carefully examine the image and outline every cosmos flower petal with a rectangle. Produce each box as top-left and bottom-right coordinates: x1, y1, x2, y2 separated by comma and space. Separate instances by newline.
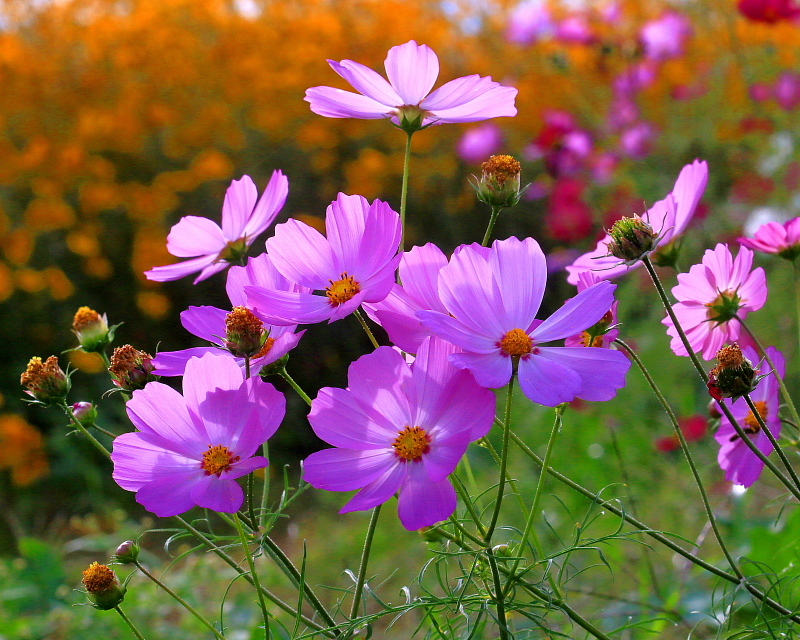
304, 86, 392, 119
422, 430, 470, 483
136, 474, 201, 517
399, 243, 449, 310
426, 83, 519, 123
384, 40, 439, 105
340, 461, 406, 513
267, 219, 337, 290
242, 170, 289, 240
227, 253, 304, 308
397, 469, 456, 531
193, 261, 230, 284
347, 347, 415, 429
325, 193, 371, 268
489, 236, 546, 327
246, 288, 334, 326
145, 254, 218, 283
368, 288, 432, 353
450, 350, 512, 389
565, 238, 632, 285
221, 175, 258, 240
238, 380, 285, 454
535, 347, 630, 402
303, 448, 396, 491
190, 475, 245, 513
166, 216, 227, 258
532, 281, 616, 343
328, 59, 402, 106
517, 354, 582, 407
180, 306, 228, 342
126, 383, 206, 454
425, 368, 496, 442
671, 160, 708, 235
309, 387, 400, 449
111, 432, 199, 491
152, 347, 222, 377
351, 200, 402, 282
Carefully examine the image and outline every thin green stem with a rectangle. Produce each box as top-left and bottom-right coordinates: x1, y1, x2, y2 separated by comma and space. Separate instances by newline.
234, 513, 271, 639
743, 393, 800, 491
794, 260, 800, 354
350, 505, 381, 620
62, 401, 111, 459
451, 475, 487, 539
134, 561, 227, 640
259, 442, 270, 530
354, 309, 380, 349
115, 605, 146, 640
484, 373, 516, 543
481, 205, 504, 247
399, 132, 413, 253
278, 367, 312, 406
484, 547, 509, 640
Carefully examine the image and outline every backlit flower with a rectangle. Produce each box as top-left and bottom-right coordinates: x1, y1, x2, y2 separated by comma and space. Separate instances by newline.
111, 353, 285, 516
246, 193, 401, 325
715, 346, 783, 487
303, 339, 495, 530
739, 216, 800, 260
418, 237, 630, 407
305, 40, 517, 132
145, 172, 288, 284
662, 244, 767, 360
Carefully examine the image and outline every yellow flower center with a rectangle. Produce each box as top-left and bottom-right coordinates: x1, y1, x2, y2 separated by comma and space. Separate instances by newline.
580, 332, 605, 348
744, 400, 769, 434
72, 306, 102, 332
326, 273, 361, 306
254, 337, 276, 359
498, 328, 534, 357
201, 444, 239, 476
82, 562, 117, 594
392, 426, 431, 462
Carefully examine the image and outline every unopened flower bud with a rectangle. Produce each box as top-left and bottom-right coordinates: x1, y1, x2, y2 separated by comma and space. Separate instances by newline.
72, 307, 115, 353
81, 562, 126, 610
71, 401, 97, 426
475, 155, 523, 208
605, 216, 658, 263
707, 343, 757, 400
224, 307, 267, 358
109, 345, 157, 392
21, 356, 71, 404
491, 544, 513, 559
708, 399, 722, 419
112, 540, 140, 564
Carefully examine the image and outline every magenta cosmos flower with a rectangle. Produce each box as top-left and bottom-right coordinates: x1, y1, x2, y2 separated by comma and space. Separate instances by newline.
305, 40, 517, 131
152, 254, 307, 376
303, 339, 495, 531
662, 244, 767, 360
246, 193, 401, 325
716, 346, 784, 487
739, 216, 800, 260
112, 353, 285, 517
146, 172, 288, 284
418, 237, 631, 406
566, 159, 708, 284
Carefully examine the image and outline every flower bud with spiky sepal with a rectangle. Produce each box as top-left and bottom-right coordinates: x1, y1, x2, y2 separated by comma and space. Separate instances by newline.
21, 356, 71, 404
72, 307, 119, 353
474, 155, 525, 208
81, 562, 126, 610
605, 215, 659, 264
109, 345, 157, 392
707, 343, 758, 400
112, 540, 140, 565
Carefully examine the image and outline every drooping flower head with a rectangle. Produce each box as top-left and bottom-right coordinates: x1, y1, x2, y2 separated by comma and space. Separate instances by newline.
153, 254, 306, 376
303, 339, 495, 531
305, 41, 517, 133
662, 244, 767, 361
146, 171, 288, 284
739, 216, 800, 261
246, 194, 401, 326
715, 346, 784, 487
418, 237, 631, 407
111, 353, 285, 517
566, 159, 708, 284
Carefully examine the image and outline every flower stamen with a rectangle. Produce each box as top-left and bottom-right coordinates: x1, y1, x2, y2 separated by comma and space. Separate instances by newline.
201, 444, 240, 476
326, 273, 361, 306
498, 328, 534, 357
392, 426, 431, 462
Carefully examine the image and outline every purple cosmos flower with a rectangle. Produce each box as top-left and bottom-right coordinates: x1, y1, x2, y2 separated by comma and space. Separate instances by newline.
640, 12, 692, 62
739, 216, 800, 260
417, 237, 631, 407
506, 1, 555, 45
564, 271, 619, 348
112, 353, 285, 517
775, 71, 800, 111
457, 123, 504, 164
303, 339, 495, 531
566, 159, 708, 284
662, 244, 767, 360
146, 172, 288, 284
716, 346, 784, 487
152, 254, 307, 376
304, 40, 517, 131
246, 193, 401, 325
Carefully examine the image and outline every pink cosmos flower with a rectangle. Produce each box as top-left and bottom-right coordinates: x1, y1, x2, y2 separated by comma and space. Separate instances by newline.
303, 339, 495, 531
564, 271, 619, 348
457, 123, 504, 164
304, 41, 517, 131
152, 254, 307, 376
418, 237, 631, 407
775, 71, 800, 111
111, 353, 285, 517
146, 172, 288, 284
640, 12, 692, 62
716, 346, 783, 487
739, 217, 800, 260
246, 193, 401, 325
662, 244, 767, 361
566, 159, 708, 284
506, 1, 555, 45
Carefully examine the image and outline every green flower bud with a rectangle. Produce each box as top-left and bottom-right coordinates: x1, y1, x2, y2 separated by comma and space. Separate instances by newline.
605, 216, 659, 264
112, 540, 140, 564
82, 562, 126, 610
21, 356, 71, 404
475, 155, 523, 208
72, 307, 116, 353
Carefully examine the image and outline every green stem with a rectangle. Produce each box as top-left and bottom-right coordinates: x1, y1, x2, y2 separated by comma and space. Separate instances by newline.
134, 562, 227, 640
794, 260, 800, 355
62, 401, 111, 459
451, 475, 487, 539
350, 505, 381, 620
743, 393, 800, 492
233, 512, 271, 639
278, 367, 312, 406
484, 373, 516, 543
481, 205, 504, 247
399, 132, 413, 253
484, 547, 510, 640
354, 309, 380, 349
259, 442, 270, 530
115, 605, 146, 640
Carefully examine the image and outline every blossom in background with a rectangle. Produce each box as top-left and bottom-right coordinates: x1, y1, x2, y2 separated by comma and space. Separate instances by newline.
716, 346, 783, 487
247, 193, 401, 325
153, 254, 306, 376
303, 340, 495, 530
775, 71, 800, 111
655, 415, 708, 453
662, 244, 767, 360
619, 122, 656, 160
564, 271, 619, 348
739, 216, 800, 260
640, 12, 692, 62
112, 353, 285, 516
457, 123, 504, 164
545, 178, 594, 244
737, 0, 800, 23
418, 237, 630, 406
305, 40, 517, 131
146, 172, 288, 284
556, 15, 595, 44
506, 1, 554, 45
566, 159, 709, 284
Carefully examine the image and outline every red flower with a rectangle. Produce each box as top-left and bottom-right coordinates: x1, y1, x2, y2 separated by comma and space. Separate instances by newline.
738, 0, 800, 23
